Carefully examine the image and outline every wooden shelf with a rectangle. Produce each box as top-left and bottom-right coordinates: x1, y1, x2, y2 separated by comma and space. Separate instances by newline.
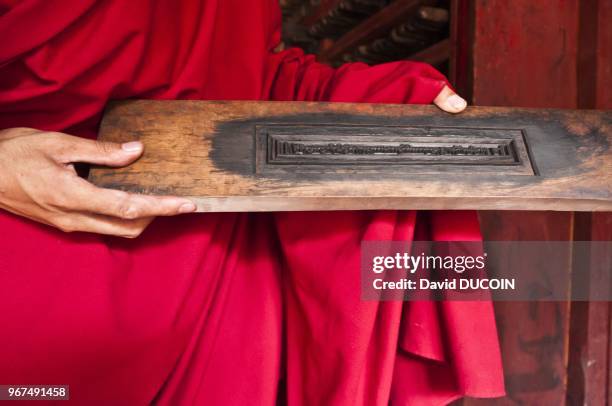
319, 0, 435, 63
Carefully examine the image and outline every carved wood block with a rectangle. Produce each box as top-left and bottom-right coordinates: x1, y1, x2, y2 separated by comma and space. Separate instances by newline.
89, 101, 612, 212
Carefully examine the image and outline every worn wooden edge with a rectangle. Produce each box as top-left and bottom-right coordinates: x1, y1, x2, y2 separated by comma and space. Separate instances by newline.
186, 196, 612, 212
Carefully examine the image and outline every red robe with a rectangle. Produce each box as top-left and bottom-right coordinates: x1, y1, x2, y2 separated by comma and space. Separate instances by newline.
0, 0, 504, 404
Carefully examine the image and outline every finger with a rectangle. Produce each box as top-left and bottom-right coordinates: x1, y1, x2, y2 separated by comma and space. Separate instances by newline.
0, 201, 153, 238
63, 176, 197, 219
433, 85, 467, 114
52, 212, 154, 238
51, 133, 145, 167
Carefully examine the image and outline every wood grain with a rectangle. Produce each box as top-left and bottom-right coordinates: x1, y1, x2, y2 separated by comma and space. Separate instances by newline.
89, 100, 612, 212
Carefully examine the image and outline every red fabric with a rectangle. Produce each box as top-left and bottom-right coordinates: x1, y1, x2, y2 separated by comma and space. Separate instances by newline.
0, 0, 505, 404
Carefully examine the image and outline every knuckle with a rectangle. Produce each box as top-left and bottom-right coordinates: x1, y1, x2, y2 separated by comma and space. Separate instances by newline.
28, 134, 63, 157
116, 196, 139, 219
119, 206, 138, 219
53, 216, 76, 233
96, 141, 119, 156
37, 131, 64, 147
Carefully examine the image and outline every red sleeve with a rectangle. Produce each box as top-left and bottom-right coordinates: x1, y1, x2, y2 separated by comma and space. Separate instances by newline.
267, 47, 448, 104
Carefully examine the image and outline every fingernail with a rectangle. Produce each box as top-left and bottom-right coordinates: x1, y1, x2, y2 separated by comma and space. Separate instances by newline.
122, 141, 143, 152
448, 94, 467, 110
178, 202, 197, 213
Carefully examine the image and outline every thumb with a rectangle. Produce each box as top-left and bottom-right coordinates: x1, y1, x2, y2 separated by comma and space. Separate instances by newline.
58, 135, 144, 167
433, 85, 468, 114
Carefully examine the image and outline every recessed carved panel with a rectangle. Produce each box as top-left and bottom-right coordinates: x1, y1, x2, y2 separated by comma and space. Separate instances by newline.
255, 124, 535, 175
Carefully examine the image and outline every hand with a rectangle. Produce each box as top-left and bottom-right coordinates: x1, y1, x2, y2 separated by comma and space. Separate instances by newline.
0, 128, 197, 238
433, 85, 468, 114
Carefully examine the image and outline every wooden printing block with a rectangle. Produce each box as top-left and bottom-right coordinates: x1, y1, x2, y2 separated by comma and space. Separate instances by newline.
89, 100, 612, 212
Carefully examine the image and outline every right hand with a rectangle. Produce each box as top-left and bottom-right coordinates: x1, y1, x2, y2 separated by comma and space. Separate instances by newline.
433, 85, 468, 114
0, 127, 197, 238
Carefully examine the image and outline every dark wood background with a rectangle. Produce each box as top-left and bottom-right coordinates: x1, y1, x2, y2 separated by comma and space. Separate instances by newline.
454, 1, 611, 405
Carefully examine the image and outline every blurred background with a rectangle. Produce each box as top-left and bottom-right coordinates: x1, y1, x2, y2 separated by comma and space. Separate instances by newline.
280, 0, 451, 71
279, 1, 612, 405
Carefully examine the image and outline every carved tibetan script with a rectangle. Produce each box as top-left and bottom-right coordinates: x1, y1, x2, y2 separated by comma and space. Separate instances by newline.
256, 125, 535, 175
